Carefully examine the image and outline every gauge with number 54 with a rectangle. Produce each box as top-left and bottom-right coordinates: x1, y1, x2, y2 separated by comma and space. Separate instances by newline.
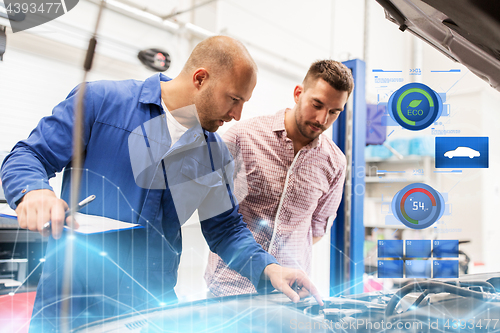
391, 183, 445, 229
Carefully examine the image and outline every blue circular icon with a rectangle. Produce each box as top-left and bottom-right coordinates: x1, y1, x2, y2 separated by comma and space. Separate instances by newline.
391, 183, 444, 229
388, 83, 443, 131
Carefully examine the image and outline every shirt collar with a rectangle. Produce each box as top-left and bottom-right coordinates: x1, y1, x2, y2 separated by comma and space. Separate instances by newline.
273, 108, 321, 149
139, 73, 172, 106
272, 109, 287, 133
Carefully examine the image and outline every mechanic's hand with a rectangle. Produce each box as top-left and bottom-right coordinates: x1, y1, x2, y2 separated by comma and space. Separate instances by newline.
263, 263, 324, 306
15, 189, 76, 239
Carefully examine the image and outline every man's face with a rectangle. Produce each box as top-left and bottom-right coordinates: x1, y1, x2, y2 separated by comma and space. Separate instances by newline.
195, 65, 256, 132
294, 78, 349, 141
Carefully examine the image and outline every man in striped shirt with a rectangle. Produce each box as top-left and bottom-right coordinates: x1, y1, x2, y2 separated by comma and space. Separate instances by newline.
205, 60, 354, 296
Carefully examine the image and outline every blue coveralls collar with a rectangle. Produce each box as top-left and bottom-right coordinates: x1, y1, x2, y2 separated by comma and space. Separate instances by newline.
139, 73, 171, 106
139, 73, 211, 138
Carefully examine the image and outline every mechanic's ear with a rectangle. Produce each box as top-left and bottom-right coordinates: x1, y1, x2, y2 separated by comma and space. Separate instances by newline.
193, 68, 209, 89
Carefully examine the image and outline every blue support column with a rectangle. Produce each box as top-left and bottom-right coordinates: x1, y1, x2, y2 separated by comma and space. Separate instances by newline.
330, 59, 366, 296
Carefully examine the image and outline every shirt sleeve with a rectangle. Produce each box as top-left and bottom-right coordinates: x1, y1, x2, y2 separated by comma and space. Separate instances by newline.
311, 162, 346, 238
200, 206, 278, 293
222, 123, 253, 205
199, 134, 278, 293
0, 83, 97, 210
221, 123, 240, 163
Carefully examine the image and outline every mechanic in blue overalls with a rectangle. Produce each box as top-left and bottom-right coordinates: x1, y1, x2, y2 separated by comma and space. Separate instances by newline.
1, 36, 323, 332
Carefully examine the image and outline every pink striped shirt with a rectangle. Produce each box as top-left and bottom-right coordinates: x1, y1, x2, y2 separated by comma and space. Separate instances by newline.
204, 109, 346, 296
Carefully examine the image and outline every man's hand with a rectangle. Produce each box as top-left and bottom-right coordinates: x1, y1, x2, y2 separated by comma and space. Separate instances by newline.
15, 189, 75, 239
263, 263, 324, 306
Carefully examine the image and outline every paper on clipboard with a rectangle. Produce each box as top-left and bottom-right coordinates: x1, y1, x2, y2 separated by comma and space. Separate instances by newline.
0, 204, 17, 219
65, 212, 143, 235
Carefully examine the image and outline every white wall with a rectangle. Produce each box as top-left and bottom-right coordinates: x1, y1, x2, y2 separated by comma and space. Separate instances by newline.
0, 0, 190, 151
480, 88, 500, 272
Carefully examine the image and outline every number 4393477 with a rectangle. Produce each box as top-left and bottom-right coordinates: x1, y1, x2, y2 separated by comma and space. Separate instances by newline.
444, 319, 498, 330
5, 2, 63, 15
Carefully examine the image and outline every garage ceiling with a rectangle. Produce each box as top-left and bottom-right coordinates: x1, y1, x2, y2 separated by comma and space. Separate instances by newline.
116, 0, 178, 17
110, 0, 211, 21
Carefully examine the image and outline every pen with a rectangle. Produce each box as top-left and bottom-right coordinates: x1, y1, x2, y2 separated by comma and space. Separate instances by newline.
42, 195, 96, 231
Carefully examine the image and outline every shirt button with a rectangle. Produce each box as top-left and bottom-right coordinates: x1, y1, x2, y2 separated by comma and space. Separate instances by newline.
21, 189, 26, 194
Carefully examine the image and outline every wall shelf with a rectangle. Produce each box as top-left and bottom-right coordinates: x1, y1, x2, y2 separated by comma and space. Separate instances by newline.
365, 176, 427, 183
364, 155, 437, 231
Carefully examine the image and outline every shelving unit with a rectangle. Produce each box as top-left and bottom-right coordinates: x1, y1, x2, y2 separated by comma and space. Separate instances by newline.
365, 155, 434, 182
363, 155, 437, 239
365, 176, 427, 183
363, 154, 438, 272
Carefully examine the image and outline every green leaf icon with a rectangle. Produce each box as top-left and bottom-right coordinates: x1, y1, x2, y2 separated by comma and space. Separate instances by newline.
409, 100, 422, 108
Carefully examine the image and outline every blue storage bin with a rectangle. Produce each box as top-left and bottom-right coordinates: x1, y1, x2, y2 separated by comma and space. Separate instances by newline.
389, 138, 410, 156
369, 144, 393, 159
409, 136, 435, 156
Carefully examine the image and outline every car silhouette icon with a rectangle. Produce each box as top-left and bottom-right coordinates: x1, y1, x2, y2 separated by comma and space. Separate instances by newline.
444, 147, 480, 159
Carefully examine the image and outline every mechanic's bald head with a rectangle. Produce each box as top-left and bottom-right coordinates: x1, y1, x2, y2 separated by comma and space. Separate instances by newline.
181, 35, 257, 79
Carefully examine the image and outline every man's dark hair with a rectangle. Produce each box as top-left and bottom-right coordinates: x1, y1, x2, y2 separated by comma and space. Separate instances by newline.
303, 60, 354, 97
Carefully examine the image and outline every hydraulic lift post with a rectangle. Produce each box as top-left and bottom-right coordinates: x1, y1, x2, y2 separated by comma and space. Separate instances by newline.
330, 59, 366, 296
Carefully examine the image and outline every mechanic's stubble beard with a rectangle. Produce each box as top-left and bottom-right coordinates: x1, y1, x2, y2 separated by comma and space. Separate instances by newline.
195, 84, 220, 132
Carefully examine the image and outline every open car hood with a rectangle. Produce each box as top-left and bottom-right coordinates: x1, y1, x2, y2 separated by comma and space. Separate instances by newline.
73, 273, 500, 332
376, 0, 500, 92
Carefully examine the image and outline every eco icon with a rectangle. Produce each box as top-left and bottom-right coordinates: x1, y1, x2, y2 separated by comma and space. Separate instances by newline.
388, 82, 443, 131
